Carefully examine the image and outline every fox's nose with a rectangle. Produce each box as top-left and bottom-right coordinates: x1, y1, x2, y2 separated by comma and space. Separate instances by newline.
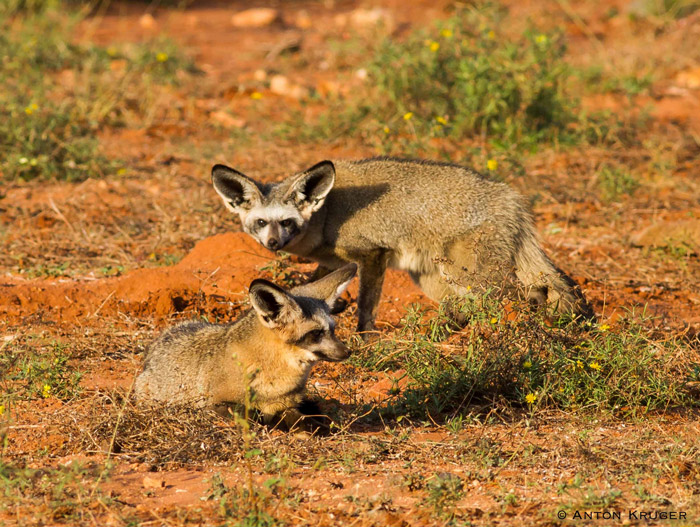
267, 239, 280, 250
335, 342, 350, 360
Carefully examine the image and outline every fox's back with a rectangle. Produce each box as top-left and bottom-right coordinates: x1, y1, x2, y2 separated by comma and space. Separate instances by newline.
323, 157, 526, 244
135, 321, 238, 405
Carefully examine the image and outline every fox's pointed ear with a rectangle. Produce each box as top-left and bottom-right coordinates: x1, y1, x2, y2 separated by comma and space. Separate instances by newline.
294, 263, 357, 308
284, 161, 335, 218
212, 164, 263, 214
249, 279, 302, 328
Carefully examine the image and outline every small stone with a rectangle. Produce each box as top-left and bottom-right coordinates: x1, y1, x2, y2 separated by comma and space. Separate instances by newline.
211, 111, 246, 129
253, 69, 267, 81
348, 8, 394, 31
57, 69, 76, 90
143, 475, 165, 489
139, 13, 156, 30
295, 10, 312, 29
270, 74, 290, 94
675, 67, 700, 89
269, 75, 309, 99
109, 59, 128, 73
316, 79, 340, 98
231, 8, 280, 28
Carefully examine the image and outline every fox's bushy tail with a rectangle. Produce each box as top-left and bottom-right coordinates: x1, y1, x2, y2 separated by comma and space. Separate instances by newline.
514, 230, 595, 321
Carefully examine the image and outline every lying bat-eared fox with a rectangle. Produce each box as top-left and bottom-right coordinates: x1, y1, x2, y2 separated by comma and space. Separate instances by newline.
211, 157, 594, 333
134, 264, 357, 433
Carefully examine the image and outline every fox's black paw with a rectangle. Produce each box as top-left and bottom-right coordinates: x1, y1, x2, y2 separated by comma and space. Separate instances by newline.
297, 399, 332, 435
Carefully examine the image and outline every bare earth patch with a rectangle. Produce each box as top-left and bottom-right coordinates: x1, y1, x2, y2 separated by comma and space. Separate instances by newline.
1, 0, 699, 525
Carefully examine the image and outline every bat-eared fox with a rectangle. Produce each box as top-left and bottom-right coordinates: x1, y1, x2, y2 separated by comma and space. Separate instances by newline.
134, 264, 357, 432
212, 157, 593, 333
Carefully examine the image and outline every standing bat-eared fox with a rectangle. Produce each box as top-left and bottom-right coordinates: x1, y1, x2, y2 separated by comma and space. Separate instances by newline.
134, 264, 357, 432
211, 157, 594, 333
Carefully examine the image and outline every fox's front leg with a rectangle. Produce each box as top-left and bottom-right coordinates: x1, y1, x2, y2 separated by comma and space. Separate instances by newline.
357, 251, 390, 334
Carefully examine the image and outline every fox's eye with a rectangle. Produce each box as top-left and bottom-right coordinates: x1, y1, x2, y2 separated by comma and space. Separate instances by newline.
280, 219, 293, 228
307, 329, 324, 342
256, 219, 267, 228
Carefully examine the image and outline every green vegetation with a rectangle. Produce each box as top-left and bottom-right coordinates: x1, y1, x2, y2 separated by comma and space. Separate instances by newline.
279, 3, 648, 159
208, 473, 283, 527
598, 164, 640, 201
352, 294, 694, 420
424, 472, 465, 522
630, 0, 700, 19
0, 460, 112, 518
0, 4, 196, 181
0, 339, 82, 410
579, 66, 655, 97
369, 8, 574, 148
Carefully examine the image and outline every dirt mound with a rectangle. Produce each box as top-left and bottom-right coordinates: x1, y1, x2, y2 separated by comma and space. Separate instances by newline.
1, 233, 274, 325
0, 233, 427, 327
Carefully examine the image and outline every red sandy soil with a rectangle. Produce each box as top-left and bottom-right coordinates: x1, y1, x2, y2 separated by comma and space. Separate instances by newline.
1, 232, 427, 327
2, 0, 700, 525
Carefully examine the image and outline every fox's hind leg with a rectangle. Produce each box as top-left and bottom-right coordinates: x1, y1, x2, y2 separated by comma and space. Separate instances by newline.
408, 270, 469, 328
431, 233, 521, 325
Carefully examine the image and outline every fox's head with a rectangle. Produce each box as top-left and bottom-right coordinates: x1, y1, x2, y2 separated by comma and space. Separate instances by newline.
212, 161, 335, 252
247, 263, 357, 363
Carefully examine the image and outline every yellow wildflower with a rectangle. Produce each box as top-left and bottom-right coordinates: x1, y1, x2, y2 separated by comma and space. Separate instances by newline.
525, 393, 537, 404
576, 360, 583, 369
383, 126, 390, 134
440, 28, 453, 38
0, 405, 5, 415
435, 116, 448, 125
590, 361, 601, 371
250, 92, 263, 100
403, 112, 413, 121
599, 324, 610, 332
156, 52, 169, 62
429, 41, 440, 52
486, 159, 498, 171
106, 46, 118, 57
535, 34, 548, 45
523, 360, 532, 370
490, 317, 498, 324
42, 384, 51, 398
487, 30, 496, 40
24, 103, 38, 115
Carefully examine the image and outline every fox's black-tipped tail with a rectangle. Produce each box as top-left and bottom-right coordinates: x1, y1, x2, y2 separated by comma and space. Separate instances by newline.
515, 233, 595, 323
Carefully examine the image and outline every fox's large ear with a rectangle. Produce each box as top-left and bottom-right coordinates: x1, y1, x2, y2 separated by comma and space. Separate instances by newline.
284, 161, 335, 217
212, 164, 263, 214
249, 279, 302, 328
293, 263, 357, 308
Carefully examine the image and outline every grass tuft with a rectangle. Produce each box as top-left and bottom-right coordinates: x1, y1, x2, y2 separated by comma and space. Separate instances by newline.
0, 5, 197, 181
354, 295, 696, 420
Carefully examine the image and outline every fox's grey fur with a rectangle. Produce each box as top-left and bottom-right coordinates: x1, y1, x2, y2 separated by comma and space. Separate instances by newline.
134, 264, 357, 430
212, 157, 593, 332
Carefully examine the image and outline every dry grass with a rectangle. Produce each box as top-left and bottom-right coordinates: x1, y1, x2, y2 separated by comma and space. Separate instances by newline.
1, 0, 700, 525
